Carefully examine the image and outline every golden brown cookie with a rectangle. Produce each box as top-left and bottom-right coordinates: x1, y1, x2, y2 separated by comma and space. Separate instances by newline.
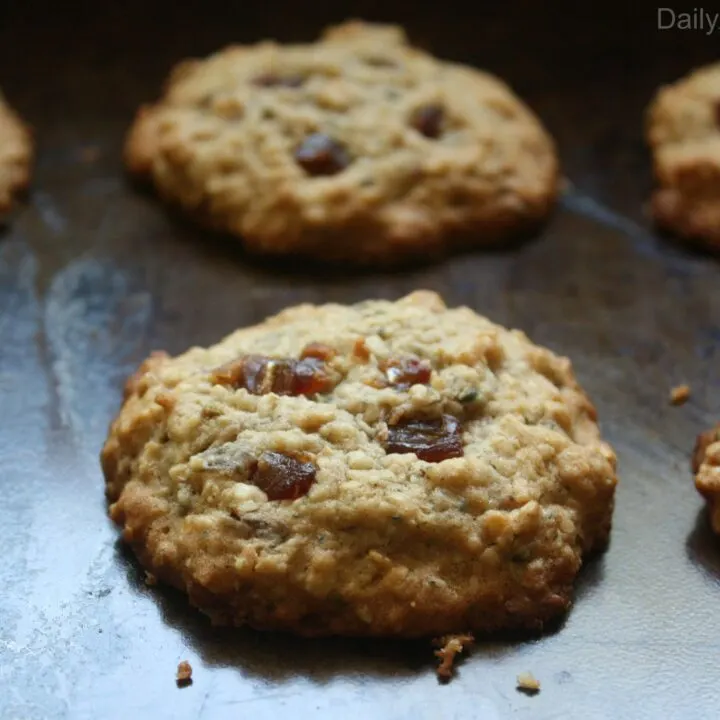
647, 63, 720, 248
102, 291, 617, 637
0, 90, 32, 214
692, 423, 720, 533
125, 21, 559, 264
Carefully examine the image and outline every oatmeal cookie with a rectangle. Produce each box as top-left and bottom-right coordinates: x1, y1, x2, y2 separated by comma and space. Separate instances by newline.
647, 63, 720, 248
692, 423, 720, 533
0, 90, 32, 213
125, 21, 559, 264
102, 291, 617, 637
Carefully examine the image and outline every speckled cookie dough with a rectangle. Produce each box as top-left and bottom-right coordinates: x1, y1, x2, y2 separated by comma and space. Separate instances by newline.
102, 291, 617, 637
125, 21, 559, 264
647, 63, 720, 249
0, 90, 32, 213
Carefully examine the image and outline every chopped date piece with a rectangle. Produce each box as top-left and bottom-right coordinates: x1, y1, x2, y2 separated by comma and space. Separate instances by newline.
211, 354, 334, 396
253, 73, 305, 88
295, 133, 350, 176
410, 104, 444, 139
250, 451, 317, 500
353, 337, 371, 361
380, 356, 432, 389
385, 415, 463, 462
300, 342, 336, 361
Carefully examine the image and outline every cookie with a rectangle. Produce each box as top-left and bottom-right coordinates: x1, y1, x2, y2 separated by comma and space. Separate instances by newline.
125, 21, 559, 264
647, 63, 720, 248
0, 90, 32, 214
102, 290, 617, 637
692, 423, 720, 533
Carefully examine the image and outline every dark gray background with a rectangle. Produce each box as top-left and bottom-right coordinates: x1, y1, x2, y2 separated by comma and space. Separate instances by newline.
1, 2, 719, 718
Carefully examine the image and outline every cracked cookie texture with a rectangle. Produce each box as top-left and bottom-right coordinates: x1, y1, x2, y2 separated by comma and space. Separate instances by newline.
125, 21, 559, 264
0, 90, 32, 213
102, 291, 617, 637
647, 63, 720, 248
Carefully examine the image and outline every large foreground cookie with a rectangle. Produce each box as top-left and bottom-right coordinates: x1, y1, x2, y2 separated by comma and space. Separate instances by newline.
125, 22, 559, 264
692, 423, 720, 533
0, 90, 32, 213
102, 291, 617, 637
647, 63, 720, 248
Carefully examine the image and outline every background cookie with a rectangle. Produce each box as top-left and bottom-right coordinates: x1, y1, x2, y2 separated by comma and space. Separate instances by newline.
102, 290, 617, 638
0, 90, 32, 214
647, 63, 720, 248
126, 21, 559, 264
692, 423, 720, 533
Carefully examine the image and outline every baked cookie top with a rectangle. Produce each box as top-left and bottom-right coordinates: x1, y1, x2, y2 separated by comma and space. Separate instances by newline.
102, 291, 617, 637
693, 423, 720, 533
0, 90, 32, 213
647, 63, 720, 246
126, 21, 558, 263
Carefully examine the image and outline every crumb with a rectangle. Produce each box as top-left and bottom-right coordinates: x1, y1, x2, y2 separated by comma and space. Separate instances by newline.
144, 571, 157, 586
517, 671, 541, 694
176, 660, 193, 686
432, 633, 474, 681
670, 384, 691, 406
79, 145, 101, 164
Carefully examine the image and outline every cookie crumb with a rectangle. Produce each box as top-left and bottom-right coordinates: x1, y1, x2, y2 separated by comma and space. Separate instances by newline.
670, 384, 691, 406
432, 633, 474, 681
516, 671, 540, 694
176, 660, 193, 686
144, 571, 157, 586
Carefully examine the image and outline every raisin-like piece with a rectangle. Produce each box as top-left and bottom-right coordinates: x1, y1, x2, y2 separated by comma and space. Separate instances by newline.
211, 354, 334, 396
353, 338, 370, 361
300, 343, 336, 361
410, 104, 444, 139
253, 73, 305, 88
380, 356, 432, 390
250, 451, 317, 500
385, 415, 463, 462
295, 133, 350, 176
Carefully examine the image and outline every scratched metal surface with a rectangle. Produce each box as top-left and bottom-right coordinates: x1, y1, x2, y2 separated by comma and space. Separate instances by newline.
1, 2, 720, 719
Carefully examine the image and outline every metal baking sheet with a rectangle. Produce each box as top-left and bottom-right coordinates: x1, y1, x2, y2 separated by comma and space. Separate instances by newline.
2, 2, 719, 718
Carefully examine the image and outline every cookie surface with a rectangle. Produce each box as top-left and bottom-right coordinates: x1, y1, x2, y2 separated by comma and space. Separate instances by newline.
126, 21, 559, 264
0, 90, 32, 213
692, 423, 720, 533
647, 63, 720, 248
102, 291, 617, 637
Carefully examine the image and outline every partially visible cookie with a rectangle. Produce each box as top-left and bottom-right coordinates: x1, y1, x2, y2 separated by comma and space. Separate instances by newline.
125, 21, 559, 264
102, 290, 617, 638
647, 63, 720, 248
0, 90, 32, 214
692, 423, 720, 533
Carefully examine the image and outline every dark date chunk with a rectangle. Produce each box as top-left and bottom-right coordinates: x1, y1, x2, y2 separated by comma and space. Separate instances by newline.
250, 451, 317, 500
410, 104, 444, 139
300, 342, 336, 361
380, 356, 432, 390
385, 415, 463, 462
253, 73, 305, 88
295, 133, 350, 176
211, 354, 334, 396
